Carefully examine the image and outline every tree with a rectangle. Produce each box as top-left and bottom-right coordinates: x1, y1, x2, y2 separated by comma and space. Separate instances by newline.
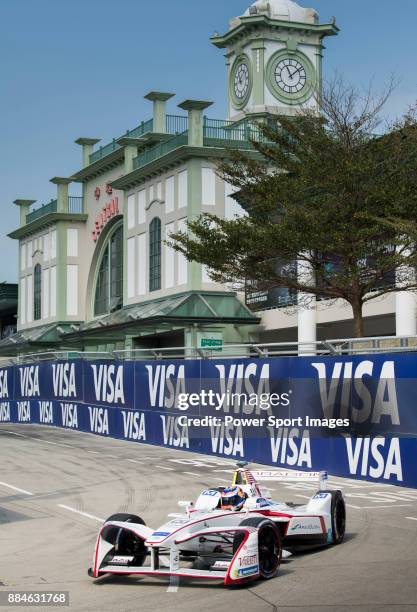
169, 78, 417, 337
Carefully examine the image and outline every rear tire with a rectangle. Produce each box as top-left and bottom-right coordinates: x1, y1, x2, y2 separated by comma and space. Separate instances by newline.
325, 490, 346, 544
105, 513, 148, 567
233, 517, 282, 580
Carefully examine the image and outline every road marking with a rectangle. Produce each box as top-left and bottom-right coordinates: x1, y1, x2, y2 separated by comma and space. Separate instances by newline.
0, 480, 34, 496
183, 472, 200, 477
214, 478, 230, 483
57, 504, 104, 522
356, 504, 412, 510
37, 439, 58, 445
1, 430, 26, 437
212, 469, 234, 474
105, 455, 120, 459
87, 451, 100, 454
126, 459, 141, 464
167, 576, 179, 593
405, 517, 417, 521
156, 466, 174, 471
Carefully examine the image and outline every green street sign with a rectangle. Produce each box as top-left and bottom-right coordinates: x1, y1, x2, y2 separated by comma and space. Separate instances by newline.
200, 338, 223, 350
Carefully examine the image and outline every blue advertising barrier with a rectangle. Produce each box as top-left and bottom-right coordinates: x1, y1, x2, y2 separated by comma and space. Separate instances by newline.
1, 353, 417, 488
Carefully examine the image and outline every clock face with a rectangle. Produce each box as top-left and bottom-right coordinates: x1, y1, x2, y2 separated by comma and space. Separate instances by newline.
234, 62, 250, 100
274, 58, 307, 94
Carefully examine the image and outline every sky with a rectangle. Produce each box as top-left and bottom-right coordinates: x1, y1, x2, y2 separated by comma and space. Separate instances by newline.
1, 0, 417, 283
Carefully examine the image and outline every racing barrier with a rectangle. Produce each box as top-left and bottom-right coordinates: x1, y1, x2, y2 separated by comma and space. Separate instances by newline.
1, 352, 417, 488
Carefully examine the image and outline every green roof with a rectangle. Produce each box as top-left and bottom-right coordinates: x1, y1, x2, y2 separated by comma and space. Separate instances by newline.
62, 292, 259, 339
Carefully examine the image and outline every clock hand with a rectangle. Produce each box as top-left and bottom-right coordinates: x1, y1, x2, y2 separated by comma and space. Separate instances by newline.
291, 66, 303, 77
286, 66, 295, 79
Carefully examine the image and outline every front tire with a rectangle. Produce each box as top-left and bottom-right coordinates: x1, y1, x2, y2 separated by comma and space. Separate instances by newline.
105, 513, 148, 567
233, 517, 282, 580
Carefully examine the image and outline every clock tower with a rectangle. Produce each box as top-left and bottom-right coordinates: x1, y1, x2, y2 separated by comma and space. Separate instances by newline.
211, 0, 339, 122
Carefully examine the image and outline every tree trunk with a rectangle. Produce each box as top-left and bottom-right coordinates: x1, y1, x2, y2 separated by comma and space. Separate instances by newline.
351, 299, 364, 338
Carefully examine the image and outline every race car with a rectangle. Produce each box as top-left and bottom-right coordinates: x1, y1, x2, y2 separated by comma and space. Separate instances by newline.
88, 462, 346, 587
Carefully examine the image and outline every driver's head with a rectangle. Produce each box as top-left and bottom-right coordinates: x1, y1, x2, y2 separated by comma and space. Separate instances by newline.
220, 486, 246, 510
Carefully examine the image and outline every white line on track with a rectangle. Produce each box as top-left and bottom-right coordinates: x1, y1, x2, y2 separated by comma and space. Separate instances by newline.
57, 504, 104, 522
87, 450, 100, 454
167, 576, 179, 593
0, 480, 34, 496
212, 469, 234, 474
126, 459, 141, 464
183, 472, 200, 477
2, 430, 26, 437
294, 494, 363, 510
358, 504, 412, 509
405, 516, 417, 521
156, 466, 174, 471
38, 440, 58, 445
214, 478, 230, 483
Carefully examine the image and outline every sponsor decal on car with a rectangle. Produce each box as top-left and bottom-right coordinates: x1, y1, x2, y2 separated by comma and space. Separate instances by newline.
288, 518, 322, 533
110, 556, 134, 565
239, 554, 258, 567
235, 565, 259, 577
313, 492, 329, 500
151, 531, 171, 537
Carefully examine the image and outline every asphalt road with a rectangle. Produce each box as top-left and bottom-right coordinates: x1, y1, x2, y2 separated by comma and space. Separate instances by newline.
1, 424, 417, 612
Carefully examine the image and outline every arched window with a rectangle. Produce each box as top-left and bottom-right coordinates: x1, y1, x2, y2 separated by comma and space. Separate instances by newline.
149, 217, 161, 291
34, 264, 42, 320
94, 223, 123, 316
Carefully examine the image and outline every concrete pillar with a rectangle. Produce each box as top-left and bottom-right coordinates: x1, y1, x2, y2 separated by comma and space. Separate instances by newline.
50, 177, 72, 213
178, 99, 213, 147
14, 199, 36, 226
144, 91, 175, 133
297, 258, 317, 355
117, 137, 140, 174
395, 255, 416, 336
75, 137, 101, 168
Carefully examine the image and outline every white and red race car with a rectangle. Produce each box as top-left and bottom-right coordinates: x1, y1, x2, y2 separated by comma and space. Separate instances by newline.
89, 462, 346, 587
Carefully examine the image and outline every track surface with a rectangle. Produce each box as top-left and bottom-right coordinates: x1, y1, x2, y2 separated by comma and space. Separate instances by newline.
1, 425, 417, 612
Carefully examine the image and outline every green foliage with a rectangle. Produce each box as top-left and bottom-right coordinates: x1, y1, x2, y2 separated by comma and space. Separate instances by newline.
168, 82, 417, 337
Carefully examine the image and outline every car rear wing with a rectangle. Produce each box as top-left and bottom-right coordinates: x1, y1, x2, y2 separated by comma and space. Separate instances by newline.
250, 470, 329, 491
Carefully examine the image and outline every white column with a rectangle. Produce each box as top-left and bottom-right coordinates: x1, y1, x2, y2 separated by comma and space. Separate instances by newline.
297, 258, 317, 355
395, 258, 416, 336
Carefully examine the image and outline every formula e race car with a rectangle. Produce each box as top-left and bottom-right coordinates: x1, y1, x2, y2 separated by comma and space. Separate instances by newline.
88, 463, 346, 587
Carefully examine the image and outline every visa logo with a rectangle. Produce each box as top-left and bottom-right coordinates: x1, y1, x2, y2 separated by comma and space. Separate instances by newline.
312, 361, 399, 424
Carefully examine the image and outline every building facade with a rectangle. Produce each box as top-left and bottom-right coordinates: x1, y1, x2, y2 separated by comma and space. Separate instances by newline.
1, 0, 414, 357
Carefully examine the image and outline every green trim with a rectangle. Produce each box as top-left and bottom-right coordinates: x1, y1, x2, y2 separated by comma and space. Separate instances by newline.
71, 148, 125, 183
8, 213, 87, 240
251, 44, 265, 107
111, 145, 263, 191
56, 222, 67, 320
229, 54, 253, 110
187, 158, 202, 290
265, 49, 317, 105
211, 16, 339, 48
71, 134, 174, 183
91, 219, 124, 319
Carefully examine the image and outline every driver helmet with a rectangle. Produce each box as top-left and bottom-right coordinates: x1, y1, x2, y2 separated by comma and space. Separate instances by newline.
220, 486, 247, 510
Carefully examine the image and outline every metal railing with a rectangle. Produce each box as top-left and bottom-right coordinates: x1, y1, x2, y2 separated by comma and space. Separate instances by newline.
26, 199, 57, 224
89, 139, 121, 164
203, 118, 266, 142
2, 336, 417, 366
166, 114, 188, 134
68, 196, 83, 214
125, 118, 154, 139
132, 130, 188, 171
88, 115, 188, 165
26, 197, 83, 224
